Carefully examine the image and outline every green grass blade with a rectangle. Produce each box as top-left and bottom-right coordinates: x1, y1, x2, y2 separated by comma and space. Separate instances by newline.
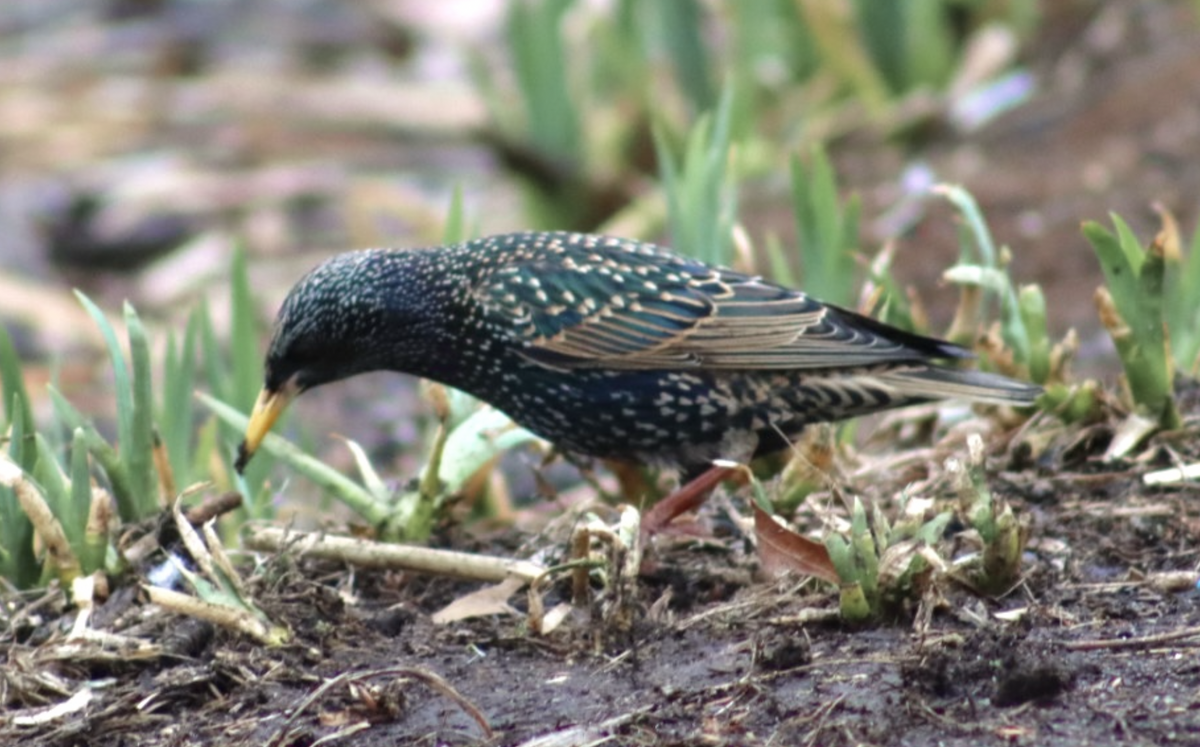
161, 314, 199, 490
1018, 285, 1050, 383
198, 393, 384, 527
942, 264, 1029, 361
124, 302, 161, 516
48, 386, 135, 518
1112, 215, 1148, 276
1166, 226, 1200, 371
645, 0, 714, 113
0, 439, 36, 585
32, 434, 70, 536
1084, 218, 1177, 425
443, 184, 468, 245
655, 85, 738, 265
897, 0, 954, 91
731, 0, 819, 86
824, 533, 854, 583
863, 245, 917, 332
67, 427, 107, 572
73, 293, 163, 518
938, 185, 996, 268
228, 246, 276, 512
1133, 239, 1174, 423
229, 246, 262, 413
763, 234, 798, 287
790, 147, 858, 306
853, 0, 905, 91
507, 0, 580, 160
75, 291, 134, 460
1087, 215, 1144, 309
0, 326, 35, 470
434, 408, 543, 495
67, 428, 91, 540
938, 185, 1032, 361
798, 0, 889, 112
196, 296, 227, 403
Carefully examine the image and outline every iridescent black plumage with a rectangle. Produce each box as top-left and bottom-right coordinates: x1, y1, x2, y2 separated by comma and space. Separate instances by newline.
237, 231, 1040, 474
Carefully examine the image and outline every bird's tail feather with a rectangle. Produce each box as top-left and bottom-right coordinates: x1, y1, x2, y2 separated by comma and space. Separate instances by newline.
879, 367, 1042, 406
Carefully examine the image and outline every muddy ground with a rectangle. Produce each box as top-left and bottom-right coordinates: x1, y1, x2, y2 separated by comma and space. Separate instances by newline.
6, 408, 1200, 746
2, 2, 1200, 746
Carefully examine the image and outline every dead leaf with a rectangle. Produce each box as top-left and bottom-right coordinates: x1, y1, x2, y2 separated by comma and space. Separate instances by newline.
753, 505, 839, 584
431, 576, 524, 624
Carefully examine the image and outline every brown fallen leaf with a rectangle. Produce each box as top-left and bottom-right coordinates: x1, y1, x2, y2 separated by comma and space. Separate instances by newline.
431, 576, 524, 624
753, 505, 839, 585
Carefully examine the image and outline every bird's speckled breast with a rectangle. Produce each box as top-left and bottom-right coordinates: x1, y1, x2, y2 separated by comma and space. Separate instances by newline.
440, 344, 893, 469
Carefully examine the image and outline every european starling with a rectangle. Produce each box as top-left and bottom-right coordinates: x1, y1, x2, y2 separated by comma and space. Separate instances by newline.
236, 231, 1040, 475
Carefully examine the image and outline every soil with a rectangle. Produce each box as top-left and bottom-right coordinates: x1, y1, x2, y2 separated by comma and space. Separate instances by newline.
5, 404, 1200, 747
3, 2, 1200, 746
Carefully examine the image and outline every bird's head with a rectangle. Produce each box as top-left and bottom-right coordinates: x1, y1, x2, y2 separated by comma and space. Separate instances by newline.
236, 248, 448, 472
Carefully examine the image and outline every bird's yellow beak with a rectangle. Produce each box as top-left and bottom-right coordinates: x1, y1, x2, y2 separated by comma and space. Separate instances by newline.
235, 379, 299, 473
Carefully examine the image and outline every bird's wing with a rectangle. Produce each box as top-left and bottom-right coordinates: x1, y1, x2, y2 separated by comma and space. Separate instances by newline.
472, 251, 964, 370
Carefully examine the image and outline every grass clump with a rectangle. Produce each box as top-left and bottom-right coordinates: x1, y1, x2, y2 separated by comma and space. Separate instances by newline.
0, 250, 272, 591
1084, 212, 1185, 430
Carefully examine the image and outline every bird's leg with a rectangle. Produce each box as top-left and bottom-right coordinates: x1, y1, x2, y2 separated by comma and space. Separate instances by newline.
605, 459, 661, 504
640, 463, 740, 540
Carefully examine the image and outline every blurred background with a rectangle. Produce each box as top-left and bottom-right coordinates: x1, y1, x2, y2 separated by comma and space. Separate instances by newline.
2, 0, 1198, 495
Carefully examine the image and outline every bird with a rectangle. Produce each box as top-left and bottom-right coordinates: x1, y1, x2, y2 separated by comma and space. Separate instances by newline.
236, 231, 1041, 480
